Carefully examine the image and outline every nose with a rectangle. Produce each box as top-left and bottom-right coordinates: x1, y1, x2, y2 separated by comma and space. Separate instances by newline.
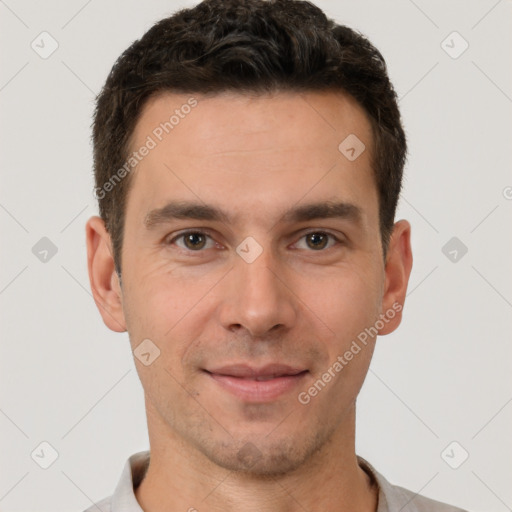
218, 244, 298, 338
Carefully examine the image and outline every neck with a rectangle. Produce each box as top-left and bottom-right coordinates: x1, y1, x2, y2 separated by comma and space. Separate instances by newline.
135, 402, 378, 512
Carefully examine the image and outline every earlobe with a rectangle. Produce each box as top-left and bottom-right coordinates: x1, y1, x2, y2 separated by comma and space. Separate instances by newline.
85, 216, 127, 332
377, 219, 413, 336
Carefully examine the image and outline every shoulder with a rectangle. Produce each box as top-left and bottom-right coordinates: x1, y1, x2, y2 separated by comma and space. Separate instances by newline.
383, 482, 469, 512
82, 495, 112, 512
357, 456, 469, 512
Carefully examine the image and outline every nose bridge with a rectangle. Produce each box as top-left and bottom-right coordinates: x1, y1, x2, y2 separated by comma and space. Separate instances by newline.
220, 238, 297, 336
240, 245, 280, 301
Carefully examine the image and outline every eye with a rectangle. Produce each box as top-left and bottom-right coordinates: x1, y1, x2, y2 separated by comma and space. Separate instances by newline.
168, 231, 217, 251
166, 230, 342, 253
294, 231, 341, 251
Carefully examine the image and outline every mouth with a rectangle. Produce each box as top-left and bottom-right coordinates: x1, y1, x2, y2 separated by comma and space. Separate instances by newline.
203, 364, 309, 403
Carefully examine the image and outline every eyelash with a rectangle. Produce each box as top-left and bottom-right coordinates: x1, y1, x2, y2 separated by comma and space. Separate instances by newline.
166, 229, 343, 253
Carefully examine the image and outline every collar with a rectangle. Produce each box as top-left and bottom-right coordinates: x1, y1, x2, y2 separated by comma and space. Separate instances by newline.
107, 450, 428, 512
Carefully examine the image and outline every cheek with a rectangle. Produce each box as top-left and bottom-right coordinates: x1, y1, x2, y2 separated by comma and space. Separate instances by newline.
122, 255, 185, 325
305, 278, 379, 403
300, 264, 382, 338
121, 262, 219, 366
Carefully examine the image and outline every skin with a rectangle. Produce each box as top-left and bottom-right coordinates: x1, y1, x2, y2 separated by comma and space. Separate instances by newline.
86, 90, 412, 512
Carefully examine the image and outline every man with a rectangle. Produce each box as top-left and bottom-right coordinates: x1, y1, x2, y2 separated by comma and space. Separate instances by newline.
84, 0, 468, 510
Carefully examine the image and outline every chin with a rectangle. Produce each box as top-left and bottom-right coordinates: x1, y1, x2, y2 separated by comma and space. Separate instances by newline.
195, 429, 329, 478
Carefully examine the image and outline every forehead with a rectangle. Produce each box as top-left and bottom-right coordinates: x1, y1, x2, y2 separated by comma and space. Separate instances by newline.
132, 89, 372, 155
125, 90, 377, 228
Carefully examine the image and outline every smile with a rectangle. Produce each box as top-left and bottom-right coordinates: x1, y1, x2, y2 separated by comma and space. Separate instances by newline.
203, 364, 309, 403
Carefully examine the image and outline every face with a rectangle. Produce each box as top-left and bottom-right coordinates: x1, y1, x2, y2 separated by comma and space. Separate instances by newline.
87, 90, 412, 476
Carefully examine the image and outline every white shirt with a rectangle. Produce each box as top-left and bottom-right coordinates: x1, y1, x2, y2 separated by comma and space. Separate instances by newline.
83, 451, 468, 512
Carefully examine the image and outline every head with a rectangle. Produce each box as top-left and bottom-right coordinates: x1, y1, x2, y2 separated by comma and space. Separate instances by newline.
87, 0, 412, 476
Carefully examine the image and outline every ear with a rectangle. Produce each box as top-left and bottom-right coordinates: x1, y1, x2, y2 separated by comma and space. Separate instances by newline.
377, 219, 413, 335
85, 216, 126, 332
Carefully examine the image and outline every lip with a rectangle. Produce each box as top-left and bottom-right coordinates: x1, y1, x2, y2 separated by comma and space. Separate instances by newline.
204, 364, 308, 402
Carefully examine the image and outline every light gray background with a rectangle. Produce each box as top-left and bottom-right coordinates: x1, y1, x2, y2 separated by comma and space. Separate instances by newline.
1, 1, 511, 511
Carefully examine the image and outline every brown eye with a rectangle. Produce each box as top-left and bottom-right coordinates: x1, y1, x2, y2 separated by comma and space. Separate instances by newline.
169, 231, 215, 251
295, 231, 339, 251
305, 232, 329, 250
183, 232, 207, 250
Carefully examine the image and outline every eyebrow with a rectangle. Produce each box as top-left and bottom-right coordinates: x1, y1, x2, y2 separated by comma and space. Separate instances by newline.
144, 200, 363, 229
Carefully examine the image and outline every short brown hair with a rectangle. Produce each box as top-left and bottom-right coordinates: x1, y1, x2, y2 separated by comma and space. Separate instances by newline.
92, 0, 407, 275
